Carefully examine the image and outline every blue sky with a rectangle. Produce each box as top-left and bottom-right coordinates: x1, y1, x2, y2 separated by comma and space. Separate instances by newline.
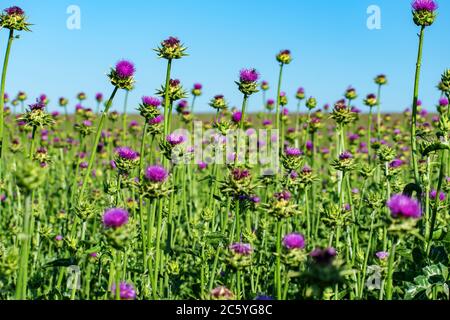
0, 0, 449, 114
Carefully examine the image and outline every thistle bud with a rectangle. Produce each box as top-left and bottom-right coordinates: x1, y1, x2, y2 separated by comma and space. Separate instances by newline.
138, 96, 161, 121
276, 49, 292, 65
209, 95, 228, 111
191, 83, 202, 97
296, 87, 305, 100
374, 74, 388, 86
412, 0, 438, 27
305, 96, 317, 110
0, 6, 31, 31
279, 92, 288, 106
155, 36, 187, 60
260, 81, 269, 91
363, 94, 377, 107
17, 91, 27, 101
77, 92, 87, 101
344, 87, 358, 101
156, 79, 187, 103
440, 69, 450, 94
59, 97, 69, 107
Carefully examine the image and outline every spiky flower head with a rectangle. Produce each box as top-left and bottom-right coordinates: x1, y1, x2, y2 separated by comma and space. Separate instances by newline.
412, 0, 438, 27
374, 74, 388, 86
310, 247, 337, 265
345, 87, 358, 100
59, 97, 68, 107
387, 194, 421, 219
296, 87, 305, 100
102, 208, 129, 228
0, 6, 31, 31
276, 49, 292, 65
108, 60, 136, 90
237, 68, 260, 96
138, 96, 161, 121
209, 94, 228, 111
145, 165, 168, 183
282, 233, 306, 250
156, 79, 187, 103
17, 91, 27, 101
77, 92, 87, 101
440, 69, 450, 94
155, 36, 187, 60
260, 81, 269, 91
191, 83, 202, 96
229, 242, 253, 256
266, 99, 275, 111
95, 93, 103, 103
363, 94, 377, 107
279, 92, 288, 106
306, 96, 317, 110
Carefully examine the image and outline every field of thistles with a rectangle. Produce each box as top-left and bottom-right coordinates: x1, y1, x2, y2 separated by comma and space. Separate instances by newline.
0, 1, 449, 302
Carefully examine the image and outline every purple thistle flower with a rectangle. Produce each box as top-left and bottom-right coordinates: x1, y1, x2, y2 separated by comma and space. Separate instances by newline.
79, 162, 88, 169
149, 115, 163, 125
275, 190, 291, 201
231, 168, 250, 181
163, 36, 180, 47
239, 68, 259, 83
267, 99, 275, 106
229, 243, 252, 256
29, 99, 46, 111
262, 119, 272, 126
115, 60, 135, 78
232, 111, 242, 123
4, 6, 24, 16
306, 140, 313, 151
285, 147, 302, 157
111, 282, 136, 300
387, 194, 422, 219
102, 208, 129, 228
282, 233, 305, 250
389, 159, 404, 169
439, 97, 449, 106
193, 83, 203, 90
95, 93, 103, 102
116, 147, 139, 160
412, 0, 438, 12
430, 189, 445, 201
198, 162, 207, 170
339, 151, 353, 160
145, 165, 168, 183
376, 251, 389, 260
166, 133, 186, 146
55, 235, 63, 241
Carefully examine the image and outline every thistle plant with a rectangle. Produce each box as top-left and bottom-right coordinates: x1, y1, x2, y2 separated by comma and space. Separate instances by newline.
78, 60, 135, 201
275, 50, 292, 150
0, 6, 31, 171
410, 0, 438, 186
154, 37, 187, 139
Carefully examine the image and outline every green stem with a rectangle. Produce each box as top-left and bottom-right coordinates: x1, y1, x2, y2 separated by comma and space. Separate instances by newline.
0, 29, 14, 166
78, 86, 119, 200
411, 26, 425, 186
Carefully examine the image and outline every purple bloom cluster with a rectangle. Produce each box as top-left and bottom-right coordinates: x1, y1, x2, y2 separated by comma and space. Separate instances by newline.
239, 68, 259, 83
232, 111, 242, 123
430, 189, 445, 201
163, 36, 180, 47
387, 194, 421, 219
339, 151, 353, 160
412, 0, 438, 12
166, 133, 186, 146
229, 243, 252, 255
142, 96, 161, 107
193, 83, 202, 90
115, 60, 135, 78
231, 168, 250, 181
275, 190, 292, 201
285, 147, 303, 157
5, 6, 24, 15
145, 165, 168, 183
116, 147, 139, 160
102, 208, 129, 228
282, 233, 305, 250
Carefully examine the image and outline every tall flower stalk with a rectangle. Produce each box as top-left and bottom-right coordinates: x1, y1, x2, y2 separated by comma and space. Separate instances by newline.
410, 0, 438, 185
275, 50, 292, 152
0, 6, 31, 170
78, 60, 135, 200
